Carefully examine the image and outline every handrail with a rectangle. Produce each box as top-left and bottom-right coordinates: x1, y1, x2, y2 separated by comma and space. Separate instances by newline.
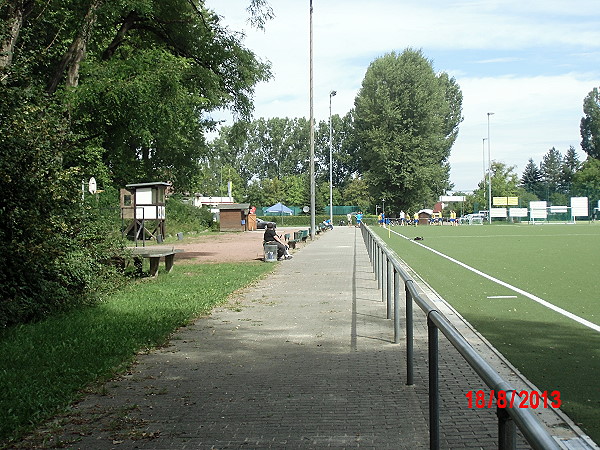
361, 224, 559, 450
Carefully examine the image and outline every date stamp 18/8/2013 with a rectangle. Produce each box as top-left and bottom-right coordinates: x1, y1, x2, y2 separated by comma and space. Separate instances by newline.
466, 390, 561, 409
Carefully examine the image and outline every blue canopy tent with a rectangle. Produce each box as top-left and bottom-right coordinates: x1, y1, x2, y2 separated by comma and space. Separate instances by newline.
265, 202, 293, 225
266, 202, 293, 215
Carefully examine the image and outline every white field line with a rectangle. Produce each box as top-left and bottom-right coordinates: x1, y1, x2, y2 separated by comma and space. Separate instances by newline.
438, 233, 596, 238
390, 229, 600, 333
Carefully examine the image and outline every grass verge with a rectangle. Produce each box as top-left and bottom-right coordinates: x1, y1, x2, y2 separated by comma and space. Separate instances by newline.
373, 224, 600, 444
0, 261, 274, 446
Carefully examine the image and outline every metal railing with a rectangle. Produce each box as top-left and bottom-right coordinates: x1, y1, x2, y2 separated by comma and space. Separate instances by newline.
361, 224, 559, 450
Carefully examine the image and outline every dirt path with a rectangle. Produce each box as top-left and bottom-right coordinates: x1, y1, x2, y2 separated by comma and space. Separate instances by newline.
169, 227, 301, 264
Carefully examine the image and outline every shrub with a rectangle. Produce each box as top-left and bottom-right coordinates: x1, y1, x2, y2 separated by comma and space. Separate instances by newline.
0, 87, 125, 328
165, 196, 215, 234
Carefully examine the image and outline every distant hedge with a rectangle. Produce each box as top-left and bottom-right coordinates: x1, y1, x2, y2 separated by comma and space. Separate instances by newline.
258, 214, 375, 227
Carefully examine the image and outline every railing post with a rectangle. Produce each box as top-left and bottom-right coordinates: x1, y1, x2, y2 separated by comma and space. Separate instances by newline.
372, 238, 376, 272
498, 405, 517, 450
386, 258, 392, 318
374, 246, 379, 284
377, 248, 382, 289
393, 268, 400, 343
406, 282, 414, 385
381, 252, 387, 303
372, 236, 375, 267
428, 314, 440, 450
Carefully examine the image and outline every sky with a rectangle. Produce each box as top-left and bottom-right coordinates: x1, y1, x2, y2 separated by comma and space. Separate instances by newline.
204, 0, 600, 192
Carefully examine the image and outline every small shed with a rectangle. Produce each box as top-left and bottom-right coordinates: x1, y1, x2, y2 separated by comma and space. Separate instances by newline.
218, 203, 250, 232
417, 209, 433, 226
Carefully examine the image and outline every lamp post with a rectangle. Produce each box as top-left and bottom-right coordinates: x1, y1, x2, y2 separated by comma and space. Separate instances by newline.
482, 138, 487, 214
487, 112, 494, 224
329, 90, 336, 225
309, 0, 315, 238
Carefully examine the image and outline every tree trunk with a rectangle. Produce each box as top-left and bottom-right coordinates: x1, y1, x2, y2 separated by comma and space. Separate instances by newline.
1, 0, 25, 80
47, 0, 103, 94
102, 11, 138, 60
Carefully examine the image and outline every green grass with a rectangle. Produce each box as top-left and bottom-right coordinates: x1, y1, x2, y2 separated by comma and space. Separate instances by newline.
0, 261, 273, 446
373, 223, 600, 443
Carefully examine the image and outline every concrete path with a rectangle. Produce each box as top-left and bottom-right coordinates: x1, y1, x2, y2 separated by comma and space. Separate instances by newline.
49, 226, 538, 449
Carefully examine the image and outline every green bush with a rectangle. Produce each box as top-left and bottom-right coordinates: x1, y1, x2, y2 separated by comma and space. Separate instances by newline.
166, 196, 215, 234
259, 214, 375, 227
0, 87, 125, 328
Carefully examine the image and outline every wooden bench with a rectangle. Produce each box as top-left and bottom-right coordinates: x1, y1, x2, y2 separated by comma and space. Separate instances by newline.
284, 233, 300, 249
298, 229, 309, 242
131, 247, 184, 277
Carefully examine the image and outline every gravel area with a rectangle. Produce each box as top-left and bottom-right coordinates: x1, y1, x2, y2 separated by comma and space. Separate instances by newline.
172, 227, 302, 263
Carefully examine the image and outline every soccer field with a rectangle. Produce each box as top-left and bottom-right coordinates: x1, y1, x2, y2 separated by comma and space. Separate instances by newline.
372, 223, 600, 443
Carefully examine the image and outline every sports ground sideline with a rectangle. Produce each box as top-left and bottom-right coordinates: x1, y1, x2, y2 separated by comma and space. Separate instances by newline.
373, 222, 600, 444
389, 227, 599, 333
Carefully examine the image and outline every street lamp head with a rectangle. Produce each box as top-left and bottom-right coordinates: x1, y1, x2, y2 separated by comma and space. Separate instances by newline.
330, 90, 337, 97
487, 112, 494, 117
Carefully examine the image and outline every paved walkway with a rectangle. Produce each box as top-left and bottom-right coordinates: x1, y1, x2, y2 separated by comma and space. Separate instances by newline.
41, 227, 585, 449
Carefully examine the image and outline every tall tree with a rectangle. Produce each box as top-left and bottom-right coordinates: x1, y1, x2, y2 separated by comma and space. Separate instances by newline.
520, 158, 543, 197
489, 161, 520, 197
580, 88, 600, 159
572, 158, 600, 200
540, 147, 563, 199
314, 112, 360, 189
471, 161, 520, 211
560, 145, 580, 194
342, 177, 372, 212
353, 49, 463, 212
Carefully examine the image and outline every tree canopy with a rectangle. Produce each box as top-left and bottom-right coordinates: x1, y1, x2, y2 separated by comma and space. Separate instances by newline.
200, 113, 360, 209
580, 88, 600, 160
2, 0, 271, 189
352, 49, 463, 213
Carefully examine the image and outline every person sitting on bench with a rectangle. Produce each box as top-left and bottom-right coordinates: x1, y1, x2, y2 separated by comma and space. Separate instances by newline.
263, 223, 292, 260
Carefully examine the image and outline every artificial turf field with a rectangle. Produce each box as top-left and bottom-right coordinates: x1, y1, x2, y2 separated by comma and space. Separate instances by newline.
372, 222, 600, 443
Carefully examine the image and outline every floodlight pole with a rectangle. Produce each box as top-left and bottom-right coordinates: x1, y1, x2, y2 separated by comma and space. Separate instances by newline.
487, 112, 494, 224
482, 138, 487, 214
309, 0, 315, 239
329, 90, 336, 225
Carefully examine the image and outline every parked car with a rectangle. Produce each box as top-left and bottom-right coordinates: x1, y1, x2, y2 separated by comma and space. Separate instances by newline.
459, 213, 485, 225
256, 218, 276, 229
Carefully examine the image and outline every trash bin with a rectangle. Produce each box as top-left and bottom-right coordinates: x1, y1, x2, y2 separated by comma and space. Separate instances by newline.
263, 243, 278, 262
